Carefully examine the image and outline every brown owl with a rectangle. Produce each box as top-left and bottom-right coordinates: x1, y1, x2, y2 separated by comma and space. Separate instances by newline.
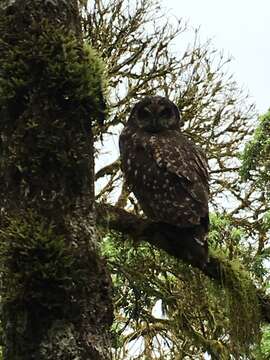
119, 96, 209, 268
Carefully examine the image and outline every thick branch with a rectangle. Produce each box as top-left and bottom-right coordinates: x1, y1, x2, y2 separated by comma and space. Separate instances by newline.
96, 202, 270, 323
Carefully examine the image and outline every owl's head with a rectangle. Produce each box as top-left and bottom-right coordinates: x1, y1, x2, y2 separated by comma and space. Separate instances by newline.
129, 96, 183, 132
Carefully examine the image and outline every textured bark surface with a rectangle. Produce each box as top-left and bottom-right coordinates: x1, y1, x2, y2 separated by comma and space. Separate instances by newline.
0, 1, 113, 359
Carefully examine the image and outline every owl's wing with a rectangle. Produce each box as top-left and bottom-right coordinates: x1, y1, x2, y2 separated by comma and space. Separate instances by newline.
150, 132, 209, 211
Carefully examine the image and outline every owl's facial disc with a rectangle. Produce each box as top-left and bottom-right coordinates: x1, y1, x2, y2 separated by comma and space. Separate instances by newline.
138, 105, 174, 132
135, 98, 180, 132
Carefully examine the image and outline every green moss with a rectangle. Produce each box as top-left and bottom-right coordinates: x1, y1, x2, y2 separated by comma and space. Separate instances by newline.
241, 111, 270, 176
0, 212, 76, 305
0, 16, 106, 123
0, 12, 107, 208
102, 233, 262, 357
210, 248, 261, 353
240, 110, 270, 195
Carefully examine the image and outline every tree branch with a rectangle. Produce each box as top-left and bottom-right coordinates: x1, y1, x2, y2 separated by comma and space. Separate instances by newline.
96, 202, 270, 323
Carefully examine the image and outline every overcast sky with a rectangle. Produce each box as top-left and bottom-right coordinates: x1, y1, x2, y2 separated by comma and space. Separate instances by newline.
164, 0, 269, 114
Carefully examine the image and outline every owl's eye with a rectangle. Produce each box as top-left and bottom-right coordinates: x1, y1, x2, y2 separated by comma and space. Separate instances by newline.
159, 107, 172, 118
138, 107, 151, 119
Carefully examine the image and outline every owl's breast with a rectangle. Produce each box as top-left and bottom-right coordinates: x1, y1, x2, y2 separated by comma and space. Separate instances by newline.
120, 132, 158, 191
120, 131, 203, 227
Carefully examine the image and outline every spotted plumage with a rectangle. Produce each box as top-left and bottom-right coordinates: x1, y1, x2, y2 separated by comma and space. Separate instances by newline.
119, 96, 209, 267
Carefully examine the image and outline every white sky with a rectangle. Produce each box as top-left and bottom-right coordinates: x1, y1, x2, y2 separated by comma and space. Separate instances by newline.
165, 0, 270, 114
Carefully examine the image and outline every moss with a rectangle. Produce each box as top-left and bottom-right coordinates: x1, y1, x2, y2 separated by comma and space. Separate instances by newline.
0, 10, 107, 210
102, 233, 263, 357
181, 320, 231, 360
241, 111, 270, 176
0, 3, 113, 358
210, 248, 261, 353
240, 110, 270, 196
0, 212, 77, 305
0, 16, 105, 120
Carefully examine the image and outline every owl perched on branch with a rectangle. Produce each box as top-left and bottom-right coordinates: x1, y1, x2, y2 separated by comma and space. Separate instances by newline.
119, 96, 209, 269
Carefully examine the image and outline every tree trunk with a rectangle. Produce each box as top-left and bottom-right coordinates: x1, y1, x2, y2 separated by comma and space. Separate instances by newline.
0, 1, 113, 359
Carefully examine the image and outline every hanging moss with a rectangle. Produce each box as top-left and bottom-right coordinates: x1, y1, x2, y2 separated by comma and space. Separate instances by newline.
241, 110, 270, 184
210, 248, 261, 354
101, 232, 263, 358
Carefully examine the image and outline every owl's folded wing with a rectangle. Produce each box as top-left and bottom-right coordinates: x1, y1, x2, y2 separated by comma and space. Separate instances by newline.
150, 132, 209, 210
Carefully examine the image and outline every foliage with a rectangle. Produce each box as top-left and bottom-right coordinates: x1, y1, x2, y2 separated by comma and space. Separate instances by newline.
101, 230, 261, 359
241, 110, 270, 196
260, 326, 270, 359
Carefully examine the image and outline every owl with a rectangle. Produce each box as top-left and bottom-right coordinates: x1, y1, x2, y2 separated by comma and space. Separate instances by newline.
119, 96, 209, 269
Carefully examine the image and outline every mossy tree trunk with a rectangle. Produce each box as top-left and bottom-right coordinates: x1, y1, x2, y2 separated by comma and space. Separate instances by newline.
0, 1, 113, 359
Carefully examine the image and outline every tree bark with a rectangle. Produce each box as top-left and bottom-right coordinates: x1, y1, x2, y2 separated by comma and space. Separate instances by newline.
0, 1, 113, 359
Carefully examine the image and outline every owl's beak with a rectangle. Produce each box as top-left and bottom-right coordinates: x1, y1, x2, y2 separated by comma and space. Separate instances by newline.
152, 117, 158, 128
148, 117, 162, 133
